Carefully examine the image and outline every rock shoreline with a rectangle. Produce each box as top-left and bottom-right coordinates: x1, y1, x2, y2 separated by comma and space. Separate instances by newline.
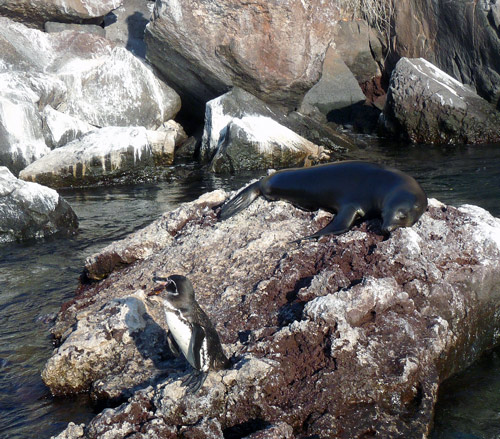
43, 189, 500, 438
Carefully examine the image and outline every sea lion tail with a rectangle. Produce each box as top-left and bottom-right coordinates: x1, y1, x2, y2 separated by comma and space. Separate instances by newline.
220, 181, 261, 220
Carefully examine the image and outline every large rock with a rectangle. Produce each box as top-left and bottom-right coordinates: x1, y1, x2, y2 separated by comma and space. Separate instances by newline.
391, 0, 500, 106
0, 0, 122, 29
145, 0, 340, 110
200, 87, 353, 164
19, 126, 177, 188
381, 57, 500, 144
209, 115, 328, 173
300, 45, 367, 116
0, 18, 180, 174
0, 166, 78, 243
56, 45, 180, 129
45, 186, 500, 437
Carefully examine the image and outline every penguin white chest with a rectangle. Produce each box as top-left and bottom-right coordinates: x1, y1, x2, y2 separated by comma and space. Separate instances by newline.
165, 311, 192, 358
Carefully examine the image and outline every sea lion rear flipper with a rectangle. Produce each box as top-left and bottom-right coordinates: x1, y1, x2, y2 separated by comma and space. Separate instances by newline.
298, 205, 362, 241
220, 181, 261, 220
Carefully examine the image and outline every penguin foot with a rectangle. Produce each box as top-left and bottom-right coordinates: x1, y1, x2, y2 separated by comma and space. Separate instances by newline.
181, 370, 207, 394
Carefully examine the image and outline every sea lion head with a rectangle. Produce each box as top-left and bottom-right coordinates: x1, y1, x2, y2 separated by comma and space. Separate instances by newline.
381, 189, 427, 234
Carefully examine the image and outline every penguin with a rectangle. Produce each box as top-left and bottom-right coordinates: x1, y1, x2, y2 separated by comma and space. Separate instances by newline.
147, 274, 230, 392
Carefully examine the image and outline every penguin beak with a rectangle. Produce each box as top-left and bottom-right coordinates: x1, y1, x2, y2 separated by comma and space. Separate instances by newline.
148, 274, 169, 296
147, 284, 164, 296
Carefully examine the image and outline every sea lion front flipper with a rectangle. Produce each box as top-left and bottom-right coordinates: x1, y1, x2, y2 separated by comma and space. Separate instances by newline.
298, 205, 363, 241
220, 181, 262, 220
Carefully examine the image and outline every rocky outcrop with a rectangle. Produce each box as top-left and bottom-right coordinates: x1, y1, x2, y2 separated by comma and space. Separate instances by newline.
381, 57, 500, 144
145, 0, 340, 111
0, 18, 180, 174
0, 0, 122, 29
391, 0, 500, 106
45, 186, 500, 437
0, 166, 78, 243
19, 126, 181, 188
200, 87, 352, 166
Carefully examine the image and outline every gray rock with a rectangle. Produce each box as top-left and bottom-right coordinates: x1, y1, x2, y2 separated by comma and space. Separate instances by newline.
200, 87, 353, 163
42, 105, 95, 148
381, 57, 500, 144
103, 0, 155, 59
300, 46, 367, 116
0, 18, 180, 174
55, 45, 180, 129
44, 22, 106, 37
209, 115, 328, 173
19, 126, 176, 188
333, 20, 384, 85
0, 166, 78, 243
392, 0, 500, 105
45, 188, 500, 437
0, 0, 122, 29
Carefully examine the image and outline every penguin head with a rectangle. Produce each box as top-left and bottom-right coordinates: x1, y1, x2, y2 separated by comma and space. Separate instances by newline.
149, 274, 195, 309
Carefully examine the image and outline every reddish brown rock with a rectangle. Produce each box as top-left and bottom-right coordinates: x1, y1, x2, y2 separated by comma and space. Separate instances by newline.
47, 190, 500, 438
144, 0, 340, 110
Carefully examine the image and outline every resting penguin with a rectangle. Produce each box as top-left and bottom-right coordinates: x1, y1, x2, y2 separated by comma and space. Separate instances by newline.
148, 274, 229, 393
220, 160, 427, 240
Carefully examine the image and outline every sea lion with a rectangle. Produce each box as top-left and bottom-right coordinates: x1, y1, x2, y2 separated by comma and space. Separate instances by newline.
219, 161, 427, 240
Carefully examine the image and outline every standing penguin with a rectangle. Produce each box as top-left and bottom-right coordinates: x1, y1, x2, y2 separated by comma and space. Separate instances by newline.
148, 274, 229, 393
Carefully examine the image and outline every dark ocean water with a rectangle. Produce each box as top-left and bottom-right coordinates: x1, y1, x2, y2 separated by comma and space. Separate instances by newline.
0, 142, 499, 438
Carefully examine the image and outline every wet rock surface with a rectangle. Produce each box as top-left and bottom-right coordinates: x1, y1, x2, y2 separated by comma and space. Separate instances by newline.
382, 57, 500, 144
0, 166, 78, 243
45, 188, 500, 438
19, 126, 182, 188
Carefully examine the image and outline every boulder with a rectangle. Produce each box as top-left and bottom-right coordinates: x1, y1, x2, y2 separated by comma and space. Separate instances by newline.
300, 46, 367, 116
19, 126, 177, 188
45, 186, 500, 437
209, 115, 328, 173
0, 18, 180, 174
391, 0, 500, 106
381, 57, 500, 144
200, 87, 353, 164
0, 166, 78, 243
55, 45, 181, 129
144, 0, 340, 111
42, 105, 95, 149
0, 0, 122, 29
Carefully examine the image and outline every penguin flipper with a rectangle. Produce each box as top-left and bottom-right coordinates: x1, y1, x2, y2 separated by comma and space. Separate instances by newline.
186, 324, 206, 371
220, 181, 262, 220
166, 332, 180, 357
296, 205, 363, 242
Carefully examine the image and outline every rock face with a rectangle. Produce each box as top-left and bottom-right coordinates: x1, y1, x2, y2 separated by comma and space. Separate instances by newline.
391, 0, 500, 106
145, 0, 340, 110
0, 166, 78, 243
381, 57, 500, 144
19, 127, 177, 188
0, 18, 180, 174
0, 0, 122, 29
45, 186, 500, 437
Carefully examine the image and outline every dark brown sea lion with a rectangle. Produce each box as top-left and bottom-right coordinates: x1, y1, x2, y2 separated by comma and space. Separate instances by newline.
219, 161, 427, 240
